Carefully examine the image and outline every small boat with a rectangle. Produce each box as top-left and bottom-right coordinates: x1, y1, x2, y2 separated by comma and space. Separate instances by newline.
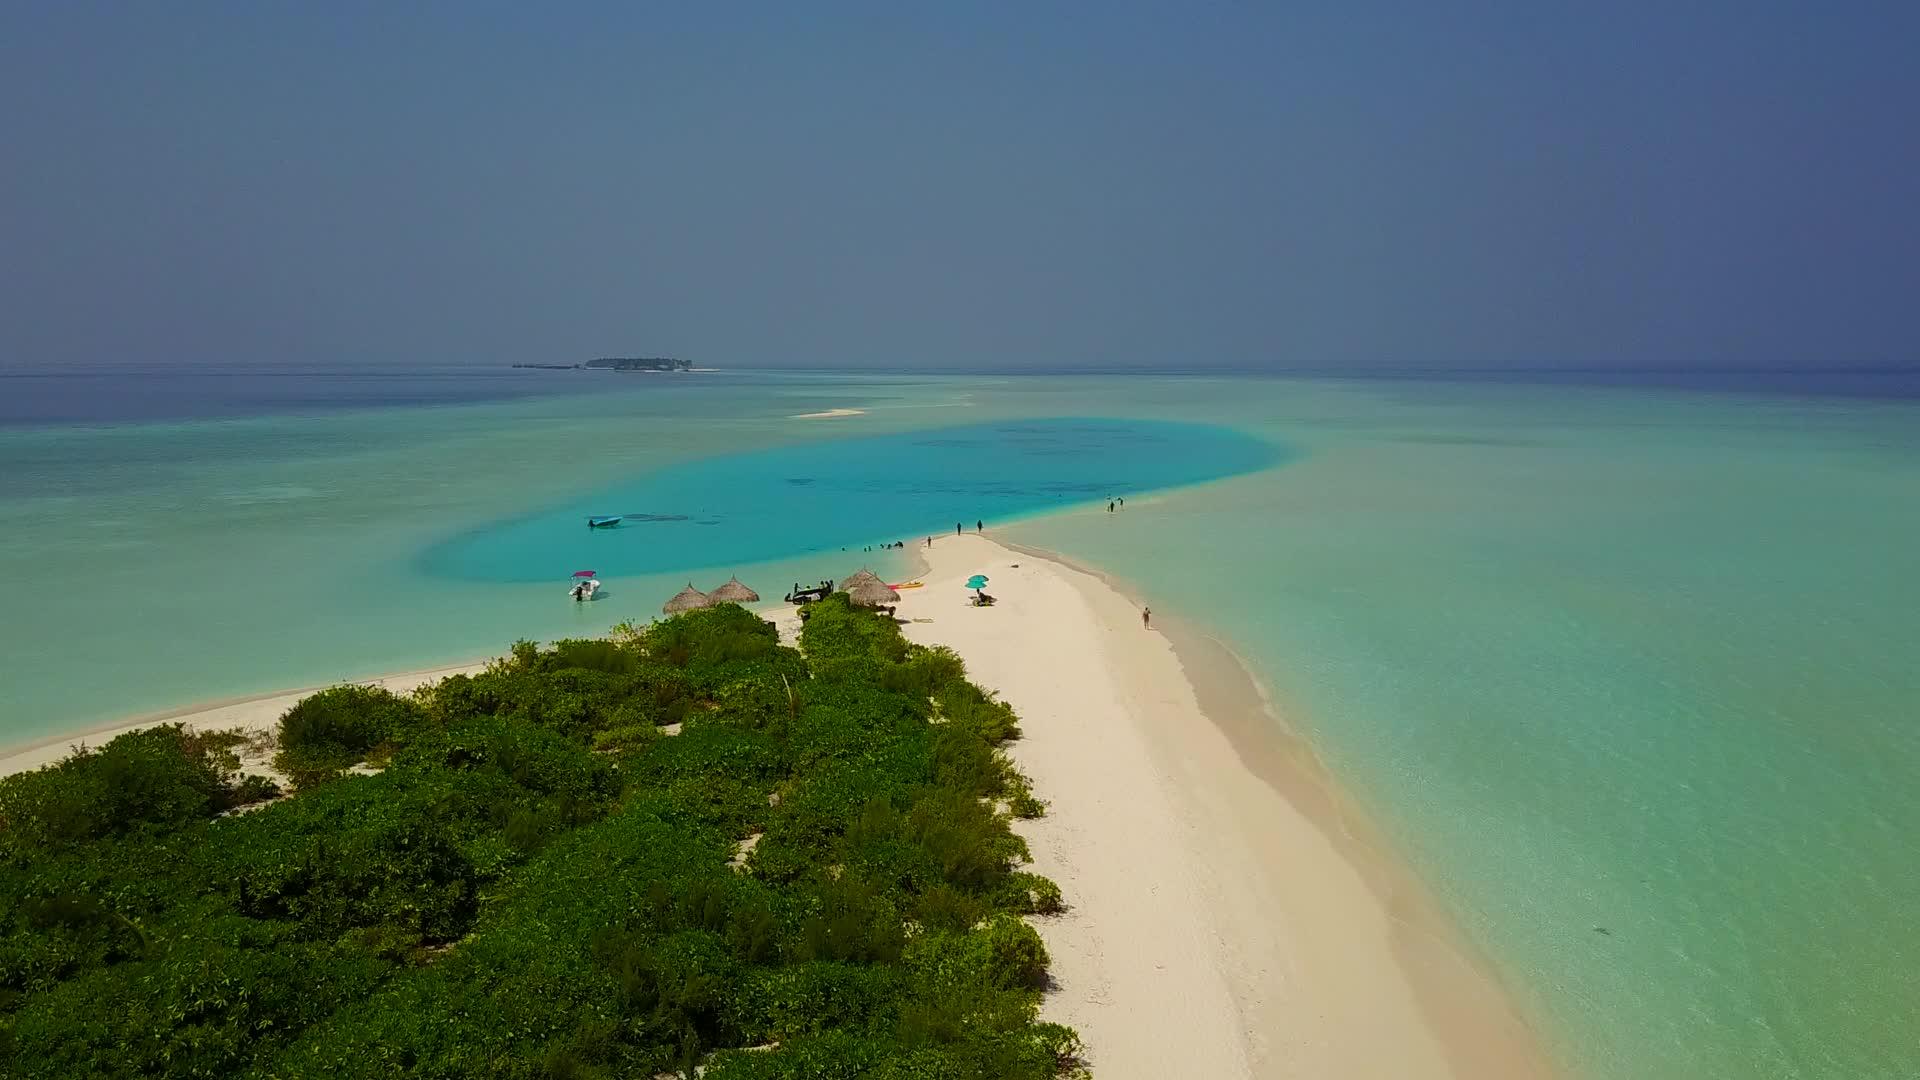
587, 515, 623, 528
890, 581, 924, 590
569, 570, 602, 601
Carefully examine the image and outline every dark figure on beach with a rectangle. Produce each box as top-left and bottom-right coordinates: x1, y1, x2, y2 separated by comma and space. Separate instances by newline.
1108, 500, 1114, 512
1142, 606, 1152, 629
1119, 497, 1125, 508
956, 522, 962, 536
975, 520, 982, 533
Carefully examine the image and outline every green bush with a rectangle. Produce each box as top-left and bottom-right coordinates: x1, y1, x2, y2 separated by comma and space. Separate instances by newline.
1, 604, 1074, 1078
1006, 774, 1047, 819
996, 872, 1066, 916
982, 915, 1051, 990
0, 725, 269, 853
913, 884, 987, 932
796, 594, 909, 664
274, 684, 429, 786
798, 877, 906, 965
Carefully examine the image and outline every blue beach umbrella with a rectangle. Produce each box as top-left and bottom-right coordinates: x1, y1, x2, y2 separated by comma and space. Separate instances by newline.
965, 574, 989, 590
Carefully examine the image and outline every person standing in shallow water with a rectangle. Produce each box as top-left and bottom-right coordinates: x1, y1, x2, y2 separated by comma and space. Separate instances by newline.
1142, 606, 1151, 629
976, 520, 983, 533
955, 522, 961, 536
1107, 500, 1114, 512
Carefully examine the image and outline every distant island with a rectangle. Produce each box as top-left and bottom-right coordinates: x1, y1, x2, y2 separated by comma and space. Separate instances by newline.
512, 357, 693, 372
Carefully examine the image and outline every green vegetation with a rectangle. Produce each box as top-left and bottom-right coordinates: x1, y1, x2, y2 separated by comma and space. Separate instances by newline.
0, 597, 1081, 1078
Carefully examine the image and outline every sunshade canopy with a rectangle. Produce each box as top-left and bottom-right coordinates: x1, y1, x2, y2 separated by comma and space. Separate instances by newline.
663, 584, 715, 614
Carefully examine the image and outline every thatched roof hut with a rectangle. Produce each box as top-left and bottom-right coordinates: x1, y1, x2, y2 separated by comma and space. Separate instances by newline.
663, 584, 715, 615
841, 568, 883, 590
708, 576, 760, 603
845, 577, 899, 610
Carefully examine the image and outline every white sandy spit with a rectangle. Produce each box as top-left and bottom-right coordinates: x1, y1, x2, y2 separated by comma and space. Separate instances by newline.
789, 407, 867, 419
894, 534, 1550, 1079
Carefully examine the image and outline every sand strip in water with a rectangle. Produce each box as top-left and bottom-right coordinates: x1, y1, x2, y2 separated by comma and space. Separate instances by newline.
896, 534, 1552, 1079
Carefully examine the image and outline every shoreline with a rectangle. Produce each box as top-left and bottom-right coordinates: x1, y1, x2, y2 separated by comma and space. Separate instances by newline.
0, 661, 491, 778
900, 535, 1553, 1077
996, 537, 1555, 1075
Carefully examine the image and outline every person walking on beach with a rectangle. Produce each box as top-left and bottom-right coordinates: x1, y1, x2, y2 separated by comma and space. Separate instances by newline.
1118, 497, 1125, 508
1142, 605, 1152, 629
975, 519, 983, 533
956, 522, 962, 536
1107, 500, 1114, 512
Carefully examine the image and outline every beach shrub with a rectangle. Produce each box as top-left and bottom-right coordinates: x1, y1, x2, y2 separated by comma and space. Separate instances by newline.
884, 644, 968, 698
275, 684, 429, 786
936, 680, 1023, 743
1, 602, 1075, 1079
1006, 774, 1047, 819
982, 915, 1051, 990
996, 871, 1066, 916
913, 883, 988, 931
798, 876, 907, 965
0, 725, 268, 853
797, 594, 909, 664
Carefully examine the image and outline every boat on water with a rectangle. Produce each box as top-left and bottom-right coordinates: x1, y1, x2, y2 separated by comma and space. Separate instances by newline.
569, 570, 602, 601
587, 515, 623, 528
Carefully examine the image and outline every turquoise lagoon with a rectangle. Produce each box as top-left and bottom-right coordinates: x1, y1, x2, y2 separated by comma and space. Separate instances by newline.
0, 381, 1276, 740
4, 369, 1919, 1079
424, 417, 1278, 583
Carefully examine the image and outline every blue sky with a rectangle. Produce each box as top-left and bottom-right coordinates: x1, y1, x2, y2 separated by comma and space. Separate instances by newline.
1, 2, 1914, 371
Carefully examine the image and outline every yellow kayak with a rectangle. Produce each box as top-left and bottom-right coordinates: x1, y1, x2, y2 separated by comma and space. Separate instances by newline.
889, 581, 924, 589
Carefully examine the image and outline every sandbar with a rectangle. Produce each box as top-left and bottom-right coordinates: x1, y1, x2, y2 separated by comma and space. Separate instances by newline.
789, 407, 867, 419
894, 535, 1552, 1078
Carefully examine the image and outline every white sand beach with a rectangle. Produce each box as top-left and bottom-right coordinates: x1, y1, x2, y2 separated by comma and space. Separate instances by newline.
789, 407, 867, 419
894, 534, 1551, 1079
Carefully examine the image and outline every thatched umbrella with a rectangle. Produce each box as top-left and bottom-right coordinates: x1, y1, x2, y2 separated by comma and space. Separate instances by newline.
846, 577, 899, 610
662, 584, 715, 615
841, 568, 883, 591
708, 576, 760, 603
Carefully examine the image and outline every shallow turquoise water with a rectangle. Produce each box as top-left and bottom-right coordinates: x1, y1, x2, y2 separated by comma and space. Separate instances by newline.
4, 371, 1919, 1078
1007, 377, 1920, 1080
0, 386, 1273, 742
424, 417, 1278, 582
